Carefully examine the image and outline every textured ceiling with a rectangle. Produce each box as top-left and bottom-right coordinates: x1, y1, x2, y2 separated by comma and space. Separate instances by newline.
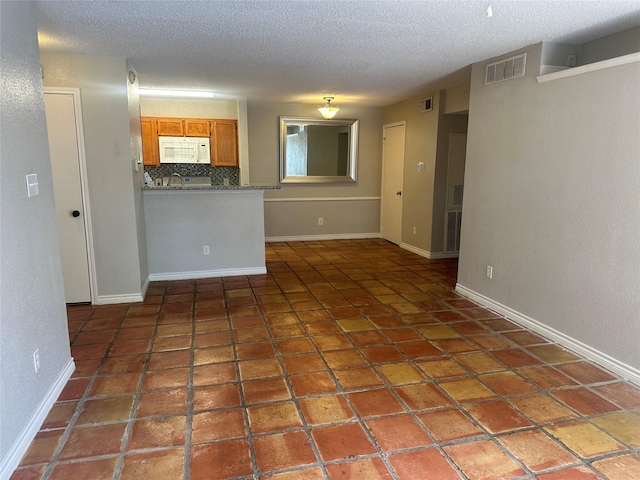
35, 0, 640, 106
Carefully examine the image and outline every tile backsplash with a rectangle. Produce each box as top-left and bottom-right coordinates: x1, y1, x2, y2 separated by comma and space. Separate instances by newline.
144, 165, 240, 185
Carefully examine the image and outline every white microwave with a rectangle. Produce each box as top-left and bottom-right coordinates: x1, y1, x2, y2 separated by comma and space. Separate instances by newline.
159, 136, 210, 164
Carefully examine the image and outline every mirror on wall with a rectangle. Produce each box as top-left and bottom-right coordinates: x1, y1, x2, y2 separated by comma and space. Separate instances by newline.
279, 116, 359, 184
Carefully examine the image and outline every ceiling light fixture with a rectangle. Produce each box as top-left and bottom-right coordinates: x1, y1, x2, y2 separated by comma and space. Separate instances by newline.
486, 4, 493, 18
138, 88, 215, 98
318, 97, 340, 119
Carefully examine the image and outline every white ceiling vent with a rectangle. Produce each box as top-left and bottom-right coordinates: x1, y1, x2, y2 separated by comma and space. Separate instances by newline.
485, 53, 526, 85
418, 97, 433, 113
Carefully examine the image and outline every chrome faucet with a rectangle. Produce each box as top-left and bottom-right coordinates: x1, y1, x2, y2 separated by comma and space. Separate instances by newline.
169, 173, 183, 186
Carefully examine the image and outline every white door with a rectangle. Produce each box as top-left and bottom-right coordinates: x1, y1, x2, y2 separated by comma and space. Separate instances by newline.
44, 91, 92, 303
381, 122, 405, 245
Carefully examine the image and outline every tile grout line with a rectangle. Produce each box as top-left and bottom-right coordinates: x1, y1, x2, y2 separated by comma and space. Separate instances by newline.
181, 284, 197, 480
112, 289, 164, 480
227, 282, 262, 480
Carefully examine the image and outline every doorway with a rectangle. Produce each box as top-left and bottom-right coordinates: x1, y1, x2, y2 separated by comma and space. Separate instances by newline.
381, 122, 405, 245
444, 133, 467, 253
44, 88, 95, 304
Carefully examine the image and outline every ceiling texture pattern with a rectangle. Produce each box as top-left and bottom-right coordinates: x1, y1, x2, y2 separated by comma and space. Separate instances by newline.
35, 0, 640, 106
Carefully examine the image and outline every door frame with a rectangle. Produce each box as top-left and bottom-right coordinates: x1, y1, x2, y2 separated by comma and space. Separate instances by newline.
44, 87, 97, 304
380, 121, 406, 244
443, 133, 467, 254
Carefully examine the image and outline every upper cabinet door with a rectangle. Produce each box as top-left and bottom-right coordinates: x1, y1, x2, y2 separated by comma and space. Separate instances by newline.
210, 120, 238, 167
184, 119, 210, 137
141, 117, 159, 166
156, 118, 184, 136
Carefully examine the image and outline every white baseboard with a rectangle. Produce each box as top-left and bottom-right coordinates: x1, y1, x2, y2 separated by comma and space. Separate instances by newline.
266, 233, 380, 243
264, 196, 381, 203
0, 358, 75, 480
149, 266, 267, 282
455, 284, 640, 386
429, 252, 459, 259
399, 242, 459, 260
96, 293, 144, 305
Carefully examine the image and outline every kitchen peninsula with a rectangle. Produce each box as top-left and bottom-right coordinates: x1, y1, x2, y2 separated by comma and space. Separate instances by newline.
143, 185, 279, 281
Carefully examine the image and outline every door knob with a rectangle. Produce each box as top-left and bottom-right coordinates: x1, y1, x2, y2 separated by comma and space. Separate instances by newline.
71, 210, 80, 217
396, 191, 402, 196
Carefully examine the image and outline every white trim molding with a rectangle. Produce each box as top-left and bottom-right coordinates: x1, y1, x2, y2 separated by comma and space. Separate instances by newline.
264, 196, 381, 203
0, 359, 75, 480
266, 233, 380, 243
149, 267, 267, 282
96, 293, 144, 305
455, 284, 640, 386
141, 276, 150, 299
400, 242, 459, 260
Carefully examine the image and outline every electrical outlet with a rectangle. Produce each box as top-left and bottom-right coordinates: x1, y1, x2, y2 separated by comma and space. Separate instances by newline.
413, 226, 417, 235
33, 349, 40, 373
203, 245, 210, 255
486, 265, 493, 279
318, 217, 323, 226
223, 178, 230, 186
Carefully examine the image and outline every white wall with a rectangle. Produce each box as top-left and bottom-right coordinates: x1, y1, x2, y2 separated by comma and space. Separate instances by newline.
40, 52, 145, 302
383, 93, 440, 253
443, 83, 470, 114
0, 1, 73, 474
139, 97, 238, 118
127, 63, 149, 293
381, 88, 469, 257
144, 190, 266, 277
248, 102, 383, 240
458, 42, 640, 376
579, 26, 640, 66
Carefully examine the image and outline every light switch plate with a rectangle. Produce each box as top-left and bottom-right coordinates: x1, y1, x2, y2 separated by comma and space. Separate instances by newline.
26, 174, 39, 197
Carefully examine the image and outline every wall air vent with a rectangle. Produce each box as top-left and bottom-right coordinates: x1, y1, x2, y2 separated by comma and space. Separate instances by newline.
418, 97, 433, 113
485, 53, 526, 85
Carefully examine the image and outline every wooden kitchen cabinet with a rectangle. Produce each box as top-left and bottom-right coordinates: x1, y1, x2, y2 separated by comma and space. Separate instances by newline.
156, 117, 184, 136
184, 119, 210, 137
141, 116, 239, 167
141, 117, 160, 166
210, 120, 239, 167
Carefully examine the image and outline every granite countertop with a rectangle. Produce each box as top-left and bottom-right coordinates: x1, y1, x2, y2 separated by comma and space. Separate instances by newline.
143, 185, 280, 191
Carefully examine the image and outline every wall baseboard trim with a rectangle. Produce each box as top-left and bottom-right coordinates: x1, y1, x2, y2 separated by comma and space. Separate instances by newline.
455, 284, 640, 386
399, 243, 459, 260
0, 358, 75, 480
96, 293, 144, 305
149, 267, 267, 282
266, 233, 380, 243
264, 197, 381, 203
429, 251, 459, 259
141, 276, 150, 299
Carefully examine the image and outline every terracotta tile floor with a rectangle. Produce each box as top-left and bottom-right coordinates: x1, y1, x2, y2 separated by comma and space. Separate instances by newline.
12, 239, 640, 479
